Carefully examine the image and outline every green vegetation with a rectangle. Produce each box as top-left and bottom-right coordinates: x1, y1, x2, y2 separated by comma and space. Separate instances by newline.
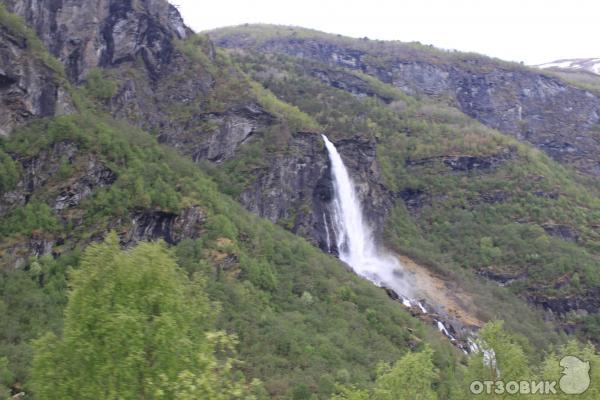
0, 112, 458, 398
0, 149, 19, 193
221, 49, 600, 344
0, 252, 73, 393
333, 321, 600, 399
332, 346, 439, 400
0, 357, 12, 398
31, 235, 261, 399
250, 81, 320, 133
0, 201, 59, 236
83, 68, 118, 101
543, 69, 600, 93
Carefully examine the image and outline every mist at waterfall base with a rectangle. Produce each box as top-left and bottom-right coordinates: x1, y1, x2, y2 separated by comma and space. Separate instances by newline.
322, 135, 483, 352
322, 135, 415, 302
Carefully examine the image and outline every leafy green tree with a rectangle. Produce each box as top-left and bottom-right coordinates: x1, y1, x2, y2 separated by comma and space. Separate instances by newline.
373, 345, 438, 400
0, 201, 59, 236
333, 346, 438, 400
30, 233, 255, 399
0, 356, 13, 398
330, 386, 370, 400
149, 332, 266, 400
476, 321, 530, 382
464, 321, 531, 399
0, 149, 19, 193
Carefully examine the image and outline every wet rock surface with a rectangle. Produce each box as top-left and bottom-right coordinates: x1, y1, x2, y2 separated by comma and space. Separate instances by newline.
238, 133, 393, 253
541, 223, 581, 243
527, 289, 600, 315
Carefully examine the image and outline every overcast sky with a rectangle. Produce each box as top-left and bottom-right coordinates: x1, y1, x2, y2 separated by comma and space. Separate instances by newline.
173, 0, 598, 65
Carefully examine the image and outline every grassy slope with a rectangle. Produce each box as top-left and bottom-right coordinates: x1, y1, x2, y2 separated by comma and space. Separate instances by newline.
541, 68, 600, 93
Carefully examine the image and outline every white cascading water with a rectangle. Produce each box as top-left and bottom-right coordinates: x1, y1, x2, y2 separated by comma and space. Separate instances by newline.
322, 134, 465, 344
321, 135, 497, 354
322, 135, 413, 299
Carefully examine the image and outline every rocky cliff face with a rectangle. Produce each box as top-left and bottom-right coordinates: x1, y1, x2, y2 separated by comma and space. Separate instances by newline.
0, 140, 116, 216
213, 29, 600, 176
3, 0, 190, 82
0, 22, 72, 136
0, 2, 393, 265
0, 0, 214, 268
0, 137, 205, 268
1, 0, 278, 192
2, 0, 282, 168
239, 132, 392, 254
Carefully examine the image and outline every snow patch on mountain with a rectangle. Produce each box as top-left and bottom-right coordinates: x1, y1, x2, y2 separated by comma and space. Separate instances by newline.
535, 58, 600, 75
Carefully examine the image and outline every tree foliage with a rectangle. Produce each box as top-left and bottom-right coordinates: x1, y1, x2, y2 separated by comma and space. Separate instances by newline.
332, 346, 438, 400
30, 234, 256, 399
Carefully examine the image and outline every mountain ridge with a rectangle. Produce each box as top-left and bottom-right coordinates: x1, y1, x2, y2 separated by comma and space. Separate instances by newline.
210, 24, 600, 177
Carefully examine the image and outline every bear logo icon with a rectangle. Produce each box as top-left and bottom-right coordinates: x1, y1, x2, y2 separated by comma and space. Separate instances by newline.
559, 356, 590, 395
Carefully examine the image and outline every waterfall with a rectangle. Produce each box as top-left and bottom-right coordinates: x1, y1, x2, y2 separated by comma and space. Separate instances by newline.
322, 135, 412, 299
323, 134, 474, 350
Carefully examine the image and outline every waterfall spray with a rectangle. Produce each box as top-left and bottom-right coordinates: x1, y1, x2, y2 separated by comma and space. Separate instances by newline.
322, 135, 413, 299
322, 135, 481, 351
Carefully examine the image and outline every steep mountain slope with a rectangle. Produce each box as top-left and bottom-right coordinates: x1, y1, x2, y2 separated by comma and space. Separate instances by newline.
1, 0, 314, 167
207, 27, 600, 341
210, 25, 600, 177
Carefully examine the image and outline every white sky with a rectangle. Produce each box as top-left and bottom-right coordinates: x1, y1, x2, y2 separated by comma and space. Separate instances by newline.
173, 0, 598, 65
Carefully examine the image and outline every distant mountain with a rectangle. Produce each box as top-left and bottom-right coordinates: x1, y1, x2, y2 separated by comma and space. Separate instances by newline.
535, 58, 600, 75
212, 25, 600, 176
